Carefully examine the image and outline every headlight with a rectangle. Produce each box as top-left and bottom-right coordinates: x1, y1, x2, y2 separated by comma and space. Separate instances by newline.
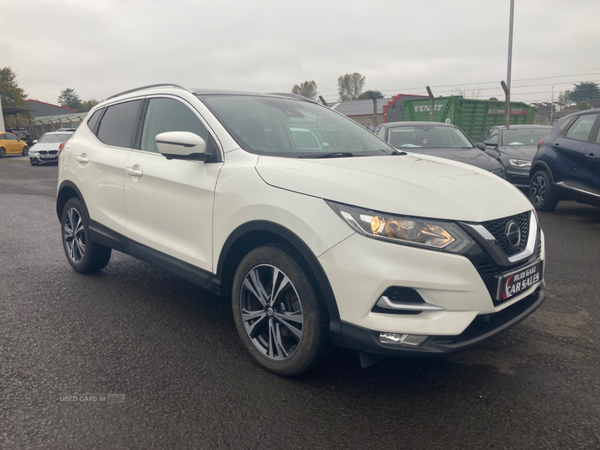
509, 159, 531, 168
326, 201, 474, 254
490, 167, 505, 178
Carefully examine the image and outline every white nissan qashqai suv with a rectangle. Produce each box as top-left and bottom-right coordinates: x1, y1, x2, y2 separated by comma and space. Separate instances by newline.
56, 85, 546, 375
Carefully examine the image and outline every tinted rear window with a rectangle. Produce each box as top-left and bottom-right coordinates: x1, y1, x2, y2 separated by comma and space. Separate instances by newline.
97, 100, 142, 148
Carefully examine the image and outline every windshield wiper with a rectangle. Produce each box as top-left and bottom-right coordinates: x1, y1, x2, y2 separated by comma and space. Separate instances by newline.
299, 152, 355, 159
391, 149, 407, 155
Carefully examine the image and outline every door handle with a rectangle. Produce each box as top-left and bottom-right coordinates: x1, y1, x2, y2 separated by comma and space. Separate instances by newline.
585, 153, 596, 160
125, 167, 143, 177
75, 155, 89, 163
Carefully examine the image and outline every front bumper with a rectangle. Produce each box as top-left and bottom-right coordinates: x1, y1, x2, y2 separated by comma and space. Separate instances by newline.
504, 167, 531, 188
318, 227, 545, 355
30, 153, 58, 163
340, 287, 545, 356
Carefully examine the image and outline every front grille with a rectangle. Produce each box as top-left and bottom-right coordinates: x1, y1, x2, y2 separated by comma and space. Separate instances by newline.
469, 243, 540, 306
481, 212, 529, 257
38, 150, 58, 155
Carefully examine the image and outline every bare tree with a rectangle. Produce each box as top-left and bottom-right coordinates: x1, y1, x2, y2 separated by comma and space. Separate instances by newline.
291, 81, 319, 100
454, 85, 482, 99
338, 73, 366, 101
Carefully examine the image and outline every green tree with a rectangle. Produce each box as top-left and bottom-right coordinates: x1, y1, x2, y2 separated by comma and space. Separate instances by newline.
0, 66, 27, 108
79, 99, 101, 113
489, 97, 499, 101
338, 73, 365, 101
579, 101, 592, 110
291, 81, 318, 100
58, 88, 83, 111
568, 82, 600, 103
357, 90, 383, 100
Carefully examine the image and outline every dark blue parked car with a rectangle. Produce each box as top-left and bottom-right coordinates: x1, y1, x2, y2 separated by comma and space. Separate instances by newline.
529, 109, 600, 211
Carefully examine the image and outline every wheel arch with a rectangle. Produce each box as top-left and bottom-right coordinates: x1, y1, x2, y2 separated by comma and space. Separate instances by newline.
56, 180, 86, 223
215, 220, 344, 347
530, 160, 555, 184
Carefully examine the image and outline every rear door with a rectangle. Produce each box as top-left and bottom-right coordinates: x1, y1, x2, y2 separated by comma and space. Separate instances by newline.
123, 96, 222, 272
71, 99, 143, 237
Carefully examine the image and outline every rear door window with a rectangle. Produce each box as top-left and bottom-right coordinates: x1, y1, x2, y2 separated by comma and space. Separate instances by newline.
96, 100, 143, 148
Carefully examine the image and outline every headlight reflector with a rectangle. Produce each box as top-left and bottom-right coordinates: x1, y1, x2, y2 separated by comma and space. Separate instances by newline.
327, 201, 474, 253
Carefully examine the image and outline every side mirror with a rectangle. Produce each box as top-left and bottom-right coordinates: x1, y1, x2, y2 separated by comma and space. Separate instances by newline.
156, 131, 207, 160
33, 140, 38, 144
475, 142, 486, 151
483, 140, 498, 149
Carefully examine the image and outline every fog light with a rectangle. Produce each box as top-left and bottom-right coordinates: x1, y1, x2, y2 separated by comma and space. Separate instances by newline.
379, 333, 428, 346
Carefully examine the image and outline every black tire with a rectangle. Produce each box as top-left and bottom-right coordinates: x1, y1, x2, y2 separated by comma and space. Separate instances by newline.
529, 170, 559, 212
0, 147, 5, 158
232, 244, 329, 376
22, 146, 29, 156
61, 198, 112, 273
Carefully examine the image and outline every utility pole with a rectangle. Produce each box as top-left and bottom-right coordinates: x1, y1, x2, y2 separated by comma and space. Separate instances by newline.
369, 92, 377, 127
507, 0, 515, 91
426, 86, 434, 122
550, 85, 554, 124
501, 81, 511, 129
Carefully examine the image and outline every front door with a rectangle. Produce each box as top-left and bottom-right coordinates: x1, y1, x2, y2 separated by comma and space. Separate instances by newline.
123, 96, 222, 273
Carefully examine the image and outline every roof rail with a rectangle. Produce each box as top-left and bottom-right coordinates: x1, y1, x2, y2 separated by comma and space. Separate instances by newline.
268, 92, 318, 104
106, 84, 194, 100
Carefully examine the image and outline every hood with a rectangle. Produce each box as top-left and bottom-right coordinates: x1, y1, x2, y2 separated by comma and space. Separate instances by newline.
30, 142, 61, 152
406, 147, 502, 172
498, 145, 538, 160
255, 154, 532, 222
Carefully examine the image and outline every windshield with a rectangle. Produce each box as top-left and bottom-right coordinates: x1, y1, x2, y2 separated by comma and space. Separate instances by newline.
387, 125, 473, 149
200, 95, 395, 157
39, 133, 71, 144
501, 128, 550, 146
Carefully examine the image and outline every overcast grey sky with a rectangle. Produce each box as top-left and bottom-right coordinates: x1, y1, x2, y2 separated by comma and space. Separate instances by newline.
2, 0, 599, 105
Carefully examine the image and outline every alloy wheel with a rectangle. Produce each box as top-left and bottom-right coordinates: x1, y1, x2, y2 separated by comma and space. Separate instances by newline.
239, 264, 304, 360
63, 208, 86, 263
530, 174, 546, 207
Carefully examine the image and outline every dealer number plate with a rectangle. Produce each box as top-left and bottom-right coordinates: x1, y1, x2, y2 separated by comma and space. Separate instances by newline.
41, 155, 55, 159
497, 260, 543, 302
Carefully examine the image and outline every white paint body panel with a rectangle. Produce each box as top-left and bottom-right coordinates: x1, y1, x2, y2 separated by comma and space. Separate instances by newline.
256, 153, 532, 222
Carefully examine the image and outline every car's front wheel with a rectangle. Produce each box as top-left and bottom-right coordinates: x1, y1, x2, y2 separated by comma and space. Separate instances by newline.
61, 198, 112, 273
530, 170, 559, 211
22, 146, 29, 156
232, 244, 329, 376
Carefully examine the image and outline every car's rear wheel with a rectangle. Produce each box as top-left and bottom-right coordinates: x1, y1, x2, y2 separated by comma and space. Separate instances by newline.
0, 147, 5, 158
231, 244, 329, 376
530, 170, 559, 211
22, 146, 29, 156
61, 198, 112, 273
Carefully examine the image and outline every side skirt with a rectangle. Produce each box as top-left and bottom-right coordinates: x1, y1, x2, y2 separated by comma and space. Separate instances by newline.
88, 220, 217, 294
